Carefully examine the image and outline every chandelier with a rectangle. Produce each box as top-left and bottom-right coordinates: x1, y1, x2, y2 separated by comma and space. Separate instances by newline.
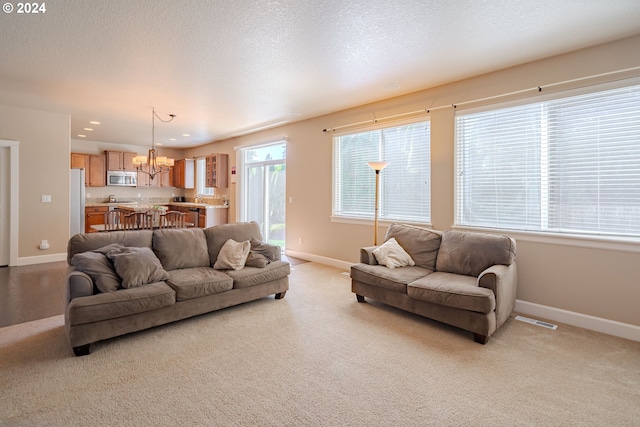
133, 107, 176, 179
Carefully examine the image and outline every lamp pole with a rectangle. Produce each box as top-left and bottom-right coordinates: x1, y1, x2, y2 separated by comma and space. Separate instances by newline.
367, 161, 388, 245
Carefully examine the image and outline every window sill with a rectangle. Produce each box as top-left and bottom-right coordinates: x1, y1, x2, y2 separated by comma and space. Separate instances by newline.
330, 216, 432, 229
452, 226, 640, 254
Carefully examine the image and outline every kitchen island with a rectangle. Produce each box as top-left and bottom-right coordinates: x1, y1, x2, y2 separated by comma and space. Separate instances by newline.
84, 201, 228, 232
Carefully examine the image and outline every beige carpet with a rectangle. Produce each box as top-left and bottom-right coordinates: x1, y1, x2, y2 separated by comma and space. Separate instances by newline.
1, 262, 639, 426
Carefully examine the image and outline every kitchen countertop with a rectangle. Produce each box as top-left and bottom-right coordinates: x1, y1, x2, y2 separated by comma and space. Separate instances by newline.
86, 202, 229, 209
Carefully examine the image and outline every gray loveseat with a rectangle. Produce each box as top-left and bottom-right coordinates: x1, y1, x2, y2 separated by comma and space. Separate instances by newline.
65, 221, 289, 356
350, 224, 517, 343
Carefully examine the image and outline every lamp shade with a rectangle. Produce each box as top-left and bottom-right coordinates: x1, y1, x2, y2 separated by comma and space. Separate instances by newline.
367, 161, 389, 171
133, 155, 147, 165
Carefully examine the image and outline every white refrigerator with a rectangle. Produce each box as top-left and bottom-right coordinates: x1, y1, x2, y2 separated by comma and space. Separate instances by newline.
70, 168, 85, 236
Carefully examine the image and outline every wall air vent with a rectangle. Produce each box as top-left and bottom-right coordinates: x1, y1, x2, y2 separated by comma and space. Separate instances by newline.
515, 315, 558, 330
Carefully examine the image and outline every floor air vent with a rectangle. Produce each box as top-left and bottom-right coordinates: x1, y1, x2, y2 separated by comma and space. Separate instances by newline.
515, 315, 558, 330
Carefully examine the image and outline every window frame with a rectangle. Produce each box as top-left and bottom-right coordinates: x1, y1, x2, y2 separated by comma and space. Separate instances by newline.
454, 77, 640, 247
331, 117, 432, 227
195, 157, 214, 196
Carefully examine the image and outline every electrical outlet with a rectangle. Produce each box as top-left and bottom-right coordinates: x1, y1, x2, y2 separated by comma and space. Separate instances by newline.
41, 195, 51, 203
298, 237, 303, 245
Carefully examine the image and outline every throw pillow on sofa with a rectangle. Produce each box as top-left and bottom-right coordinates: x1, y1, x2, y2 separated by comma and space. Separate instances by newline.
107, 247, 170, 288
214, 239, 251, 270
245, 239, 278, 268
372, 238, 415, 269
70, 243, 125, 293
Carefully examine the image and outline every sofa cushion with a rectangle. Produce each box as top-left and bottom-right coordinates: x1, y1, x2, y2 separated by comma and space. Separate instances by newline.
214, 239, 251, 270
350, 263, 432, 293
372, 238, 415, 268
107, 247, 170, 288
152, 228, 210, 271
67, 230, 153, 264
204, 222, 263, 267
384, 224, 442, 270
225, 261, 291, 289
408, 272, 496, 314
166, 267, 234, 301
67, 282, 176, 325
435, 230, 516, 277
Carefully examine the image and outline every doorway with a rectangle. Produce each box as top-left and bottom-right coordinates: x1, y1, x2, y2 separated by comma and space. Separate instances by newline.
0, 146, 8, 266
0, 140, 18, 267
238, 141, 286, 246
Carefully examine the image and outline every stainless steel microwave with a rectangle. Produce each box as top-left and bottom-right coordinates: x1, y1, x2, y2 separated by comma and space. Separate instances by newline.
107, 171, 137, 187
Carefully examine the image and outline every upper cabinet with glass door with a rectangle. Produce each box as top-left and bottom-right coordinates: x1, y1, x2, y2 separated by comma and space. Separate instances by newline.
205, 153, 229, 188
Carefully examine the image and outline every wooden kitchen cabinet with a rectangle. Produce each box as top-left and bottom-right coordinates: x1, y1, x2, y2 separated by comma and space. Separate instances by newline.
137, 166, 173, 188
106, 150, 137, 171
85, 206, 108, 233
71, 153, 88, 169
205, 153, 229, 188
158, 168, 173, 187
173, 159, 194, 189
137, 170, 151, 188
88, 155, 106, 187
71, 153, 89, 185
71, 153, 106, 186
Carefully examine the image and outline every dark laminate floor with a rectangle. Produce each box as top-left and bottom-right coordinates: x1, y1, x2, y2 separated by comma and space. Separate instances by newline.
0, 261, 68, 328
0, 255, 308, 328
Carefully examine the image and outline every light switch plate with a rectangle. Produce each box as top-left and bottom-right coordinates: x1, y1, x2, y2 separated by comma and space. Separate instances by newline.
42, 195, 52, 203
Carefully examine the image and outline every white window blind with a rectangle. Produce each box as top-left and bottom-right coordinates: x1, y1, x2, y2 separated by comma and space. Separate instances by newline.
455, 81, 640, 238
333, 120, 430, 223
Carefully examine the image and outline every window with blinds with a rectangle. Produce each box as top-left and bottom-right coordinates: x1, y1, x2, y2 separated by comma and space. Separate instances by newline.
333, 119, 430, 223
455, 80, 640, 239
195, 158, 214, 196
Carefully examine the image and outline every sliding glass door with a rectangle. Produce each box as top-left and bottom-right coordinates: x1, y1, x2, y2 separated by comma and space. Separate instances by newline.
239, 142, 286, 246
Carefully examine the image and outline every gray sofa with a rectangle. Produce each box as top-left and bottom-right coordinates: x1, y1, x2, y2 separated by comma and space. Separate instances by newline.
350, 224, 517, 343
65, 221, 289, 356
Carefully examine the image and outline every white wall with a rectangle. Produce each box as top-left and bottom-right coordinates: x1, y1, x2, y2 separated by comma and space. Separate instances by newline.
0, 105, 69, 262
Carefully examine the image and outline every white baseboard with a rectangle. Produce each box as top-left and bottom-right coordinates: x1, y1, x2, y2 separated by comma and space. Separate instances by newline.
17, 252, 67, 266
515, 300, 640, 342
284, 249, 640, 343
284, 249, 353, 271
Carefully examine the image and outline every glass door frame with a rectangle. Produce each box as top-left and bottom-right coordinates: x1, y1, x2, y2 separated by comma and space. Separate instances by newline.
237, 140, 287, 244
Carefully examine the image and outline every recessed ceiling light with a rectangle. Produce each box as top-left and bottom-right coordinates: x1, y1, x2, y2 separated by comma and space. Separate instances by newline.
89, 121, 100, 125
78, 134, 87, 138
169, 138, 176, 141
381, 83, 400, 92
84, 128, 93, 131
182, 133, 190, 137
156, 142, 163, 146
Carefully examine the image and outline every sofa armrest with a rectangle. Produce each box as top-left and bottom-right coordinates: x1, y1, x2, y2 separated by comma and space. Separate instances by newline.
360, 246, 379, 265
66, 269, 94, 302
266, 243, 282, 261
478, 263, 518, 328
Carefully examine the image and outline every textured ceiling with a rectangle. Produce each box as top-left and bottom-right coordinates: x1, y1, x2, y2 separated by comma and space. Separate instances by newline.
1, 0, 640, 147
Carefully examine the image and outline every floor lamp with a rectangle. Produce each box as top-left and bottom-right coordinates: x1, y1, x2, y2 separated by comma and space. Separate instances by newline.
367, 161, 388, 245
